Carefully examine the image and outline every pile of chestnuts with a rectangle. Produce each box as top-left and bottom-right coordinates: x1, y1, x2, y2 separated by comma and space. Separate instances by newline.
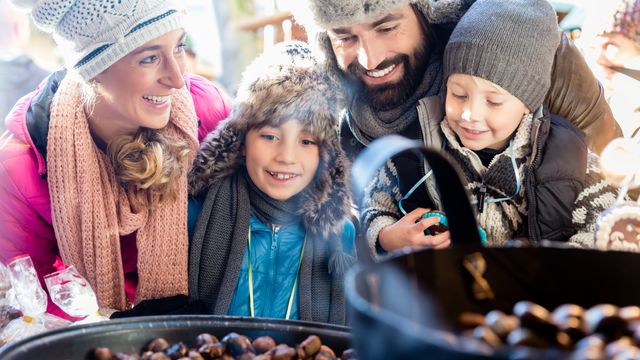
91, 332, 357, 360
458, 301, 640, 359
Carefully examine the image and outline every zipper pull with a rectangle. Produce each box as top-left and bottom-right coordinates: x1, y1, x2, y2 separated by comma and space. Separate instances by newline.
477, 186, 487, 213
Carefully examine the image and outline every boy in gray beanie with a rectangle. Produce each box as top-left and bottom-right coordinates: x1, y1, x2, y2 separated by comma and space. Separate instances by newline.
402, 0, 616, 247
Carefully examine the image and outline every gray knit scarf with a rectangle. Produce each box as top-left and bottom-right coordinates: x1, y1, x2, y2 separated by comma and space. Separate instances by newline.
188, 169, 348, 324
350, 53, 444, 141
246, 172, 301, 227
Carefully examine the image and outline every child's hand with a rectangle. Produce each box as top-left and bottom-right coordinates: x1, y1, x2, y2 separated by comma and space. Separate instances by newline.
378, 208, 451, 252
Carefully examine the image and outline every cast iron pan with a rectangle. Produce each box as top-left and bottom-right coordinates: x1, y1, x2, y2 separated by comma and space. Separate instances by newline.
0, 315, 351, 360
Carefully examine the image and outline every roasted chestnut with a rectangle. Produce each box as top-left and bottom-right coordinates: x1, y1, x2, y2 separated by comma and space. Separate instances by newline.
485, 310, 519, 339
186, 350, 204, 360
472, 326, 503, 348
165, 342, 188, 360
198, 342, 225, 358
149, 352, 170, 360
145, 338, 170, 353
195, 333, 218, 347
221, 332, 254, 356
552, 304, 586, 323
458, 312, 486, 329
299, 335, 322, 357
620, 306, 640, 322
506, 328, 550, 349
513, 301, 557, 339
585, 304, 630, 341
314, 345, 336, 360
253, 336, 277, 355
269, 344, 296, 360
92, 347, 113, 360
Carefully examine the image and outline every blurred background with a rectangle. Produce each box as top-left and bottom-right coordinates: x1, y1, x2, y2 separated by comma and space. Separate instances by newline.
5, 0, 640, 137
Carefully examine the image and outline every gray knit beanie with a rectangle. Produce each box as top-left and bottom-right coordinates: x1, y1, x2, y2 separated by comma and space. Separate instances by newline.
443, 0, 560, 111
292, 0, 474, 31
12, 0, 184, 81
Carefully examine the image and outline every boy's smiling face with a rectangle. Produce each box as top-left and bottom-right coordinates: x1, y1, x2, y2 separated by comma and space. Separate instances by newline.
244, 120, 320, 201
445, 74, 530, 151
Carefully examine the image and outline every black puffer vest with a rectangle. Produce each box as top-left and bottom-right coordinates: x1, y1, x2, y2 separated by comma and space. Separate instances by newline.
524, 112, 588, 242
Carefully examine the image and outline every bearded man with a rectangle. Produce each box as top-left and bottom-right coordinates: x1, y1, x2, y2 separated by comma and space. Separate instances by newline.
294, 0, 622, 257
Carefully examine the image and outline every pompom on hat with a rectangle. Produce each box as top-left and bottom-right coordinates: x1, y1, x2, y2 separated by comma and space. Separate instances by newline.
12, 0, 184, 81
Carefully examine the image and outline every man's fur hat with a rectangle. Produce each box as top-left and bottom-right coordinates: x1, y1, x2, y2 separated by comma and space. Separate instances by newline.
292, 0, 474, 32
189, 41, 351, 242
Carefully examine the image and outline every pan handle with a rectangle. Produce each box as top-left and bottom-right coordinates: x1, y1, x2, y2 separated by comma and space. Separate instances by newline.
351, 135, 482, 262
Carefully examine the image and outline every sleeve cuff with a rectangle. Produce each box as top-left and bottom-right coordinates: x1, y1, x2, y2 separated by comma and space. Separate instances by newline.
366, 215, 397, 260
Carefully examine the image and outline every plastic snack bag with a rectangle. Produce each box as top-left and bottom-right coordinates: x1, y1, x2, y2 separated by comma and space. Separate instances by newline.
0, 256, 70, 346
44, 265, 106, 324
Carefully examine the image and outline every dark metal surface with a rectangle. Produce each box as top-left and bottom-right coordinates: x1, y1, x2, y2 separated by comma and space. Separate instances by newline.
347, 246, 640, 360
0, 315, 352, 360
346, 136, 640, 359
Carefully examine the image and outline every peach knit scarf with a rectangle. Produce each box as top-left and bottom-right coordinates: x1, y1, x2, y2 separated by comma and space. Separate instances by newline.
47, 76, 198, 310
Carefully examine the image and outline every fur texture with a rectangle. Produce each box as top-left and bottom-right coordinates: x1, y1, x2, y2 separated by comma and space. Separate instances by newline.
292, 0, 472, 31
189, 42, 351, 240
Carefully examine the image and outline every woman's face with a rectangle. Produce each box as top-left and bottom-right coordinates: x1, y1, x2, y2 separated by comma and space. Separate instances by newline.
91, 29, 187, 141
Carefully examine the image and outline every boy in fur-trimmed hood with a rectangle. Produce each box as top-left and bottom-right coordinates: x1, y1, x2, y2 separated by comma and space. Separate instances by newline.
188, 42, 356, 325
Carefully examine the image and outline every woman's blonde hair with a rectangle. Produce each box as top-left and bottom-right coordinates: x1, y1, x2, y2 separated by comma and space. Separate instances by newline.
109, 128, 191, 207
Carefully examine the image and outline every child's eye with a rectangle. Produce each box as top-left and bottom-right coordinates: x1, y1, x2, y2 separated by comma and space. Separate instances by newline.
140, 55, 159, 65
260, 134, 278, 141
452, 93, 467, 100
487, 100, 503, 106
301, 139, 317, 146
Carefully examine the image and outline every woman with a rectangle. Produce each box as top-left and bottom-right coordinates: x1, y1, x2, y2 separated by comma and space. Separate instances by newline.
0, 0, 230, 318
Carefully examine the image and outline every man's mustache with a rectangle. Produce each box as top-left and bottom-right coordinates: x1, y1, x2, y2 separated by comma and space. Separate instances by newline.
347, 54, 407, 79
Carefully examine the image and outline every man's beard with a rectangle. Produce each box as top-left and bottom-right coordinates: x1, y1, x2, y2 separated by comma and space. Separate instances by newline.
345, 43, 430, 112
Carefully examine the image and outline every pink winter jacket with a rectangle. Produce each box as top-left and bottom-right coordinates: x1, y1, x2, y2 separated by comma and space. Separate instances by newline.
0, 72, 230, 318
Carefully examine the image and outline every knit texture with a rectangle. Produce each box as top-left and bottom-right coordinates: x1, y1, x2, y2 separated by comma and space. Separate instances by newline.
15, 0, 183, 81
443, 0, 560, 111
441, 113, 533, 246
190, 170, 347, 324
47, 75, 197, 310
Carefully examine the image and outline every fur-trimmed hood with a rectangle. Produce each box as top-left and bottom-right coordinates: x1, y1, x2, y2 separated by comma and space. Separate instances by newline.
189, 42, 351, 241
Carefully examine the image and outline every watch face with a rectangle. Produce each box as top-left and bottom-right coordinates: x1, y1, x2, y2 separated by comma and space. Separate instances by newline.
595, 203, 640, 251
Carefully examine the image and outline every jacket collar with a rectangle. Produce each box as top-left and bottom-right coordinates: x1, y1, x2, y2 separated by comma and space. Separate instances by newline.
4, 70, 67, 176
